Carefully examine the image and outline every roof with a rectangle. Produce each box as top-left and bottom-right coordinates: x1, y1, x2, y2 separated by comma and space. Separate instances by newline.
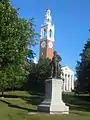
61, 66, 74, 74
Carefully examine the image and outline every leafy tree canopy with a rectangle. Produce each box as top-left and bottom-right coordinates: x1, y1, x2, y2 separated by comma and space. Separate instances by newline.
0, 0, 38, 94
27, 58, 52, 93
76, 39, 90, 93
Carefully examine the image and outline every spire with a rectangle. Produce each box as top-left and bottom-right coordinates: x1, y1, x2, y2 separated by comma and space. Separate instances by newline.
44, 8, 52, 24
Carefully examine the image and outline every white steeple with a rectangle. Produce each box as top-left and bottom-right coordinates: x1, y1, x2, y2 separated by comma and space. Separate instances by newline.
40, 8, 54, 41
44, 9, 52, 25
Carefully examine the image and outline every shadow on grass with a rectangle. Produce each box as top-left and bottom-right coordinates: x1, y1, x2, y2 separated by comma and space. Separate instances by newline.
0, 91, 44, 107
0, 94, 19, 98
62, 93, 90, 112
70, 110, 90, 117
0, 99, 37, 112
28, 91, 44, 96
0, 91, 44, 112
22, 95, 44, 106
1, 91, 90, 113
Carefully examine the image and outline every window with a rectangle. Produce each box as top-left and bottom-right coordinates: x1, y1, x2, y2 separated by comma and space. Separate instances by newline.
47, 19, 49, 22
44, 29, 47, 37
50, 29, 52, 38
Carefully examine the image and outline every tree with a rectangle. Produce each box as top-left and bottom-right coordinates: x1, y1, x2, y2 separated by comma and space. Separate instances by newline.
76, 39, 90, 93
27, 58, 52, 93
27, 51, 62, 93
0, 0, 38, 95
37, 58, 52, 81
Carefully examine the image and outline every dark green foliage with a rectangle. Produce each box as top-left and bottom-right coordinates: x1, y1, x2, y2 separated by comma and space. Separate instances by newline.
37, 58, 52, 81
76, 39, 90, 93
27, 51, 62, 93
27, 58, 52, 93
0, 0, 38, 95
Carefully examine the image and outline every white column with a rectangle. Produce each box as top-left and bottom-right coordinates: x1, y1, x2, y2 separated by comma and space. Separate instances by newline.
68, 75, 70, 91
71, 75, 72, 90
63, 73, 65, 92
71, 74, 74, 90
66, 74, 68, 91
69, 75, 72, 92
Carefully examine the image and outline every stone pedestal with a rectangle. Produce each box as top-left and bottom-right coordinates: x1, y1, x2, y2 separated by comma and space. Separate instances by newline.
37, 78, 69, 114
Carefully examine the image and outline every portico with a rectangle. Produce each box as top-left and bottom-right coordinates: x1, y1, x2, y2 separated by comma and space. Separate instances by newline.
61, 66, 74, 92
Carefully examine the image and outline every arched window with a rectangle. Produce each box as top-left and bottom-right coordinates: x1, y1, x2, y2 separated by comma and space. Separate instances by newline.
47, 18, 49, 22
50, 29, 52, 38
41, 29, 44, 38
44, 29, 47, 37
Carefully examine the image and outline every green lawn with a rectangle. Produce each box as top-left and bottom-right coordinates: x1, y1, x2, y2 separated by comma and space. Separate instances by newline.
0, 91, 90, 120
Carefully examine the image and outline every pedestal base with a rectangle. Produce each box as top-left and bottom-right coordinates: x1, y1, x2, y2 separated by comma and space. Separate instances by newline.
38, 99, 51, 113
37, 78, 69, 114
38, 101, 69, 114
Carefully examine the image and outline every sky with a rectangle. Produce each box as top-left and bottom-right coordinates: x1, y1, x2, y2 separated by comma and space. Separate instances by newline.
11, 0, 90, 73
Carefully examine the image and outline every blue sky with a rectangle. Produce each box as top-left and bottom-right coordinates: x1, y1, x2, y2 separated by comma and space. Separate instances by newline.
11, 0, 90, 73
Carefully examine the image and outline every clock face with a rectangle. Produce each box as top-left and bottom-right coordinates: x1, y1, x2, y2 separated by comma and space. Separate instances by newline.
48, 41, 53, 48
41, 41, 46, 48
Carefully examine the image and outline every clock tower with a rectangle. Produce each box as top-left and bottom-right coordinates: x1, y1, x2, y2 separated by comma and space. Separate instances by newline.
39, 9, 54, 60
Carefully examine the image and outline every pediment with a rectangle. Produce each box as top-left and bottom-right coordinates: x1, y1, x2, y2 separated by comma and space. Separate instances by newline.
61, 66, 74, 74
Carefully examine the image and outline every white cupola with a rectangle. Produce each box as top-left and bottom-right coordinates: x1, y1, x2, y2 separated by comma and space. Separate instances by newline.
44, 9, 52, 25
40, 8, 54, 41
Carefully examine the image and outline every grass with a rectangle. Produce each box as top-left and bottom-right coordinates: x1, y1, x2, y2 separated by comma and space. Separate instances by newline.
0, 91, 90, 120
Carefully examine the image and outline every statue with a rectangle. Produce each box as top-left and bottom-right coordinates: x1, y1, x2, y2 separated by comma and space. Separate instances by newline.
51, 51, 62, 78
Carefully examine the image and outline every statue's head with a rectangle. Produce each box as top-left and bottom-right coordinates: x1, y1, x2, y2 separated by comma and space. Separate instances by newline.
53, 51, 62, 62
53, 51, 57, 56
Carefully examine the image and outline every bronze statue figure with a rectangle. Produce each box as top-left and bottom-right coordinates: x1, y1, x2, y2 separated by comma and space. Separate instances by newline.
50, 51, 62, 78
